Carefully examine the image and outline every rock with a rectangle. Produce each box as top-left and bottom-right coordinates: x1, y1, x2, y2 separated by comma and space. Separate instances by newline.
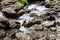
43, 27, 48, 31
30, 13, 38, 17
16, 32, 31, 40
18, 9, 27, 13
29, 31, 45, 39
50, 27, 56, 32
34, 26, 44, 31
6, 29, 19, 36
57, 26, 60, 32
33, 17, 43, 22
12, 2, 24, 10
47, 16, 55, 21
17, 9, 27, 16
2, 7, 19, 18
44, 21, 55, 28
48, 34, 56, 40
0, 20, 10, 30
9, 21, 20, 29
0, 18, 20, 30
16, 32, 23, 38
3, 37, 11, 40
45, 4, 51, 8
56, 38, 60, 40
1, 0, 24, 18
0, 29, 6, 38
57, 33, 60, 38
2, 7, 16, 14
43, 21, 55, 27
1, 0, 24, 9
24, 21, 41, 28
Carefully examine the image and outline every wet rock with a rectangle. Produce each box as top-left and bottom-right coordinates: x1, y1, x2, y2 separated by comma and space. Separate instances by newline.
29, 31, 45, 39
0, 20, 10, 30
24, 21, 41, 28
43, 27, 48, 31
2, 7, 20, 18
3, 37, 11, 40
9, 21, 20, 29
1, 0, 24, 18
40, 1, 46, 5
15, 32, 23, 38
50, 27, 56, 32
1, 0, 24, 9
57, 26, 60, 32
6, 29, 19, 36
48, 34, 56, 40
0, 18, 20, 30
57, 33, 60, 38
18, 9, 27, 13
16, 32, 31, 40
40, 13, 55, 21
43, 21, 55, 28
2, 7, 16, 14
34, 26, 44, 31
13, 2, 24, 10
47, 16, 55, 21
45, 4, 51, 8
30, 13, 38, 17
0, 29, 6, 38
56, 38, 60, 40
33, 17, 43, 22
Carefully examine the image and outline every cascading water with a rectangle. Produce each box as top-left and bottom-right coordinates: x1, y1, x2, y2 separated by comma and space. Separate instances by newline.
0, 4, 49, 34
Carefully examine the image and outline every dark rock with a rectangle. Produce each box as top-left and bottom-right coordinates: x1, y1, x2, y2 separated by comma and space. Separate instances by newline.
0, 20, 10, 30
0, 30, 6, 38
1, 1, 24, 19
47, 16, 55, 21
9, 21, 20, 29
45, 4, 51, 8
50, 27, 56, 32
27, 0, 45, 4
6, 29, 19, 37
24, 21, 41, 28
40, 2, 46, 5
0, 18, 20, 31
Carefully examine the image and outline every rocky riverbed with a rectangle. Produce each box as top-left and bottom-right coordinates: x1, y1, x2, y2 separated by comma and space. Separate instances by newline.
0, 0, 60, 40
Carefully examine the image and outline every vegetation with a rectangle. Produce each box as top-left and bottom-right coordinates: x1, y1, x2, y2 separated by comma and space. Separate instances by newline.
57, 0, 60, 1
0, 0, 2, 2
15, 0, 28, 4
0, 0, 28, 4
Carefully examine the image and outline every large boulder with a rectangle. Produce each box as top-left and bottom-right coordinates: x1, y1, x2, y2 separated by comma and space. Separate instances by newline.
1, 0, 24, 18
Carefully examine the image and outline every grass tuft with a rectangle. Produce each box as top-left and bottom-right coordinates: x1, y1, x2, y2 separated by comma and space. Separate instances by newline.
15, 0, 28, 4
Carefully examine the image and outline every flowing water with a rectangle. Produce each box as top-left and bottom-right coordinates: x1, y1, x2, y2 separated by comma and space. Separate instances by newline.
0, 4, 49, 33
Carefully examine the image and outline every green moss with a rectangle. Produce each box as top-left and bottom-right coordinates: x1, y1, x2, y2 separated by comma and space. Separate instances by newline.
47, 1, 56, 5
15, 0, 28, 4
57, 0, 60, 1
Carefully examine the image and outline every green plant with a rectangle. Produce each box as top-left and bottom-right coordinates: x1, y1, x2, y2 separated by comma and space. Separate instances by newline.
15, 0, 28, 4
0, 0, 2, 2
57, 0, 60, 1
